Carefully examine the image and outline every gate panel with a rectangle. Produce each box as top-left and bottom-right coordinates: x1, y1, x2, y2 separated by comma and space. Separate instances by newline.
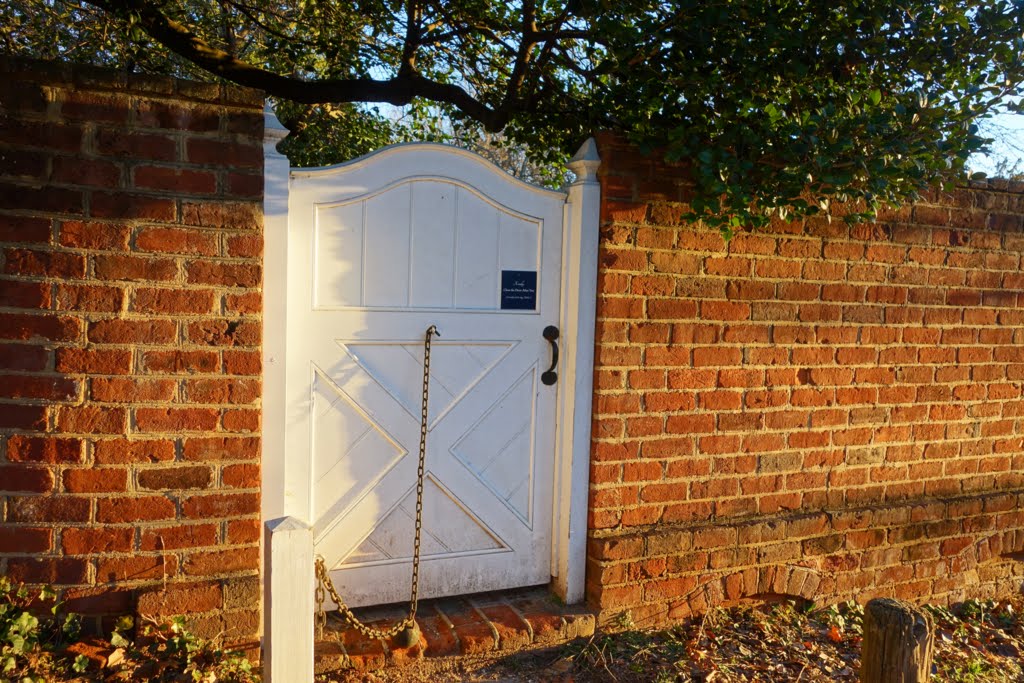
285, 145, 566, 606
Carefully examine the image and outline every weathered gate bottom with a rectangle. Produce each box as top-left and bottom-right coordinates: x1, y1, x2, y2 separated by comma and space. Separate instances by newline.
314, 587, 596, 673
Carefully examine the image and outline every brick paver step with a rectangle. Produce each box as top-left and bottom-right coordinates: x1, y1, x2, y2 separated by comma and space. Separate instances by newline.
314, 587, 595, 673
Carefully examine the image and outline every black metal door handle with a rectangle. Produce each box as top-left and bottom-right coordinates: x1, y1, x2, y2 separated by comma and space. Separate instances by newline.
541, 325, 559, 386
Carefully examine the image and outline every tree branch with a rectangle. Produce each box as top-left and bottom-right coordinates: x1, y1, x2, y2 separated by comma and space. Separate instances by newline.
87, 0, 509, 129
222, 0, 312, 49
398, 0, 420, 77
498, 2, 538, 115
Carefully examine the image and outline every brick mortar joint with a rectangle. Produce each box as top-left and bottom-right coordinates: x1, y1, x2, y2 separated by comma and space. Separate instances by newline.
429, 604, 461, 651
588, 487, 1024, 541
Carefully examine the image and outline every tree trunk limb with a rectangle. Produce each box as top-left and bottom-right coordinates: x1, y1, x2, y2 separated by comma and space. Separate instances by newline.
86, 0, 509, 130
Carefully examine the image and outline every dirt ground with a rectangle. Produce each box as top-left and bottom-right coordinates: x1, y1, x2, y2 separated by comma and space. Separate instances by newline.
323, 642, 582, 683
322, 597, 1024, 683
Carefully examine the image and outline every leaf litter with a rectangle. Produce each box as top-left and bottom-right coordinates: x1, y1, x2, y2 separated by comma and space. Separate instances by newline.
335, 595, 1024, 682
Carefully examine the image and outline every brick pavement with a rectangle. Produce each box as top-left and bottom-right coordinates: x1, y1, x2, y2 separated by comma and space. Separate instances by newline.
314, 587, 595, 673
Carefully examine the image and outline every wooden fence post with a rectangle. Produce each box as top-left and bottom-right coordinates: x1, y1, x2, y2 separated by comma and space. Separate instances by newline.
264, 517, 314, 683
860, 598, 935, 683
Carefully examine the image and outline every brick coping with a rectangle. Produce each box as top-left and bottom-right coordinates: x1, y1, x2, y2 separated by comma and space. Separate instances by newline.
314, 587, 596, 673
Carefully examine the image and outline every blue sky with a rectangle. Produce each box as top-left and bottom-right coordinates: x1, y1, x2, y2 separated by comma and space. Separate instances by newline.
971, 111, 1024, 177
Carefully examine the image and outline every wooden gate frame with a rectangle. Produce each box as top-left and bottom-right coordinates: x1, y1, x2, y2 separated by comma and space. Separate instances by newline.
259, 105, 600, 682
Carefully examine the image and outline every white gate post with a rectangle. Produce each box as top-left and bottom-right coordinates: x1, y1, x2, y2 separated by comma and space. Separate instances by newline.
262, 103, 290, 524
553, 138, 601, 604
264, 517, 314, 683
262, 105, 315, 682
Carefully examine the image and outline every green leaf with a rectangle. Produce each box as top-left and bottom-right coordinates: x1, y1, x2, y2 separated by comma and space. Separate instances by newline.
72, 654, 90, 673
869, 89, 882, 106
62, 613, 81, 641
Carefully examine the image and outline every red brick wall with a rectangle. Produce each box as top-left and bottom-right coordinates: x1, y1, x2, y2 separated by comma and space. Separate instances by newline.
587, 132, 1024, 626
5, 56, 1023, 643
0, 58, 263, 643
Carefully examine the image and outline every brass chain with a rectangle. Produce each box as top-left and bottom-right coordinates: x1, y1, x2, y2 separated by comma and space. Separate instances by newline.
315, 324, 439, 641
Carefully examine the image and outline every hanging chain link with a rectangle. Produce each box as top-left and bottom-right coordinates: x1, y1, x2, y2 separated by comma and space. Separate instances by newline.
315, 324, 439, 641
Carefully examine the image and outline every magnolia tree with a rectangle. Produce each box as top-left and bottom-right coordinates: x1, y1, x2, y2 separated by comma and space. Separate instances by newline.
5, 0, 1024, 231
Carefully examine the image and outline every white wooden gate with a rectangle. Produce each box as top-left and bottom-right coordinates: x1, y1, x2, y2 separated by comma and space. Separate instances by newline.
261, 107, 599, 682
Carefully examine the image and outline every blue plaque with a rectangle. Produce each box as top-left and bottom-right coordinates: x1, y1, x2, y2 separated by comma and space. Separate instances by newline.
500, 270, 537, 310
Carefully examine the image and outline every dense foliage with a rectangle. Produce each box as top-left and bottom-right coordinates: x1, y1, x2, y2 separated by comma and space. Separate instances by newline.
0, 575, 258, 682
597, 2, 1024, 231
0, 578, 83, 682
4, 1, 1024, 229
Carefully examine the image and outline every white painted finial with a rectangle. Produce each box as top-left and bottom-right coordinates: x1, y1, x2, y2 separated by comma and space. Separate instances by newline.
264, 101, 289, 145
567, 137, 600, 184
